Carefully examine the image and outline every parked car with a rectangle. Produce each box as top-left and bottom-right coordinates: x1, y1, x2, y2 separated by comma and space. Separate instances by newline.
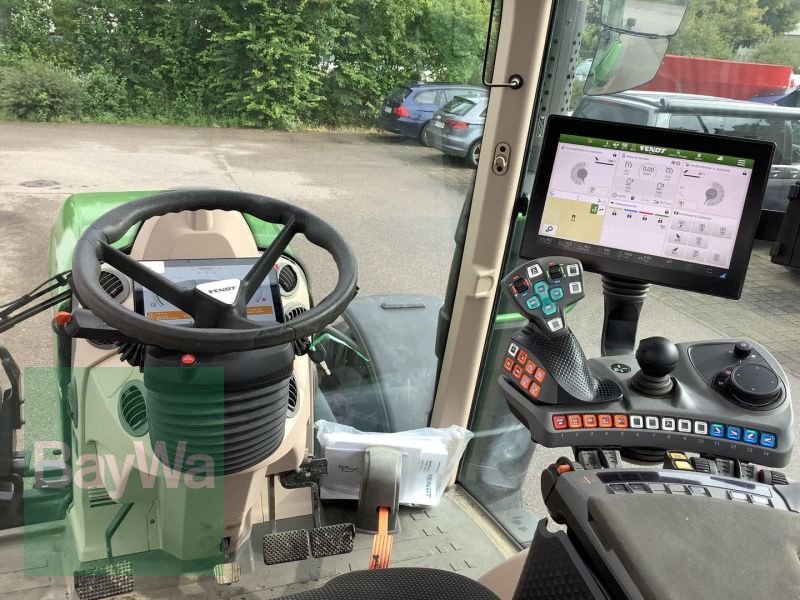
377, 82, 487, 144
573, 91, 800, 241
425, 95, 488, 168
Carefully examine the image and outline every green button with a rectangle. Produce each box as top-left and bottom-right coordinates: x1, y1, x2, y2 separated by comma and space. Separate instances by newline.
526, 297, 541, 310
550, 287, 564, 301
542, 301, 558, 316
534, 281, 548, 296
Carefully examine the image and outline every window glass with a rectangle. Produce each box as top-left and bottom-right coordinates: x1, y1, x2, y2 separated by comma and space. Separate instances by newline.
573, 99, 649, 125
443, 97, 477, 116
414, 90, 439, 104
387, 87, 412, 103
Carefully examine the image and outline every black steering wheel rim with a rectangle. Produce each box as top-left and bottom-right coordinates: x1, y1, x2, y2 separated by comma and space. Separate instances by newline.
70, 189, 358, 354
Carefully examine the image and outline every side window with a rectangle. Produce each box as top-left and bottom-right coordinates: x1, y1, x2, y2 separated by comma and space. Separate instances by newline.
573, 100, 648, 125
480, 108, 487, 118
414, 90, 439, 105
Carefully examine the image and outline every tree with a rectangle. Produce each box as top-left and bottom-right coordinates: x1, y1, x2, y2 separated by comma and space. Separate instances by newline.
668, 0, 770, 59
0, 0, 57, 63
753, 36, 800, 71
758, 0, 800, 36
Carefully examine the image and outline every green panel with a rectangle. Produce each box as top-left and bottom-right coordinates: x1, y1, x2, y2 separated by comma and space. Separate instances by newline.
47, 190, 284, 277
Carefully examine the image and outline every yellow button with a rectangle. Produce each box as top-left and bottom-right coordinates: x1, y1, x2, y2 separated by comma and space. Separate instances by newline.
674, 460, 694, 471
669, 451, 687, 461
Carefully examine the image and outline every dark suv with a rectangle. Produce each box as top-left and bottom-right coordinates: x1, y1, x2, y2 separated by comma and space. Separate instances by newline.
573, 91, 800, 241
378, 82, 487, 143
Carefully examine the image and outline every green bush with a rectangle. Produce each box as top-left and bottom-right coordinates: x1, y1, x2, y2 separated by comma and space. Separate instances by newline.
80, 65, 129, 120
0, 61, 82, 121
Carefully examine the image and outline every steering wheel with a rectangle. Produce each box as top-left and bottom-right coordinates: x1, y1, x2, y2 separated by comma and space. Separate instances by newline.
70, 189, 358, 354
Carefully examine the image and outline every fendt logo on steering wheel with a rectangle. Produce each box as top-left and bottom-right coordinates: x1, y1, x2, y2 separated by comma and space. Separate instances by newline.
196, 278, 241, 305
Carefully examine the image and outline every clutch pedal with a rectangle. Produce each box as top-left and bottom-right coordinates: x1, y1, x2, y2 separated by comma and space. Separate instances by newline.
73, 560, 134, 600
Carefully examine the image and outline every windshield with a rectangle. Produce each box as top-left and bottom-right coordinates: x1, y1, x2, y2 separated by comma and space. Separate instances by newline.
0, 0, 493, 592
442, 97, 478, 116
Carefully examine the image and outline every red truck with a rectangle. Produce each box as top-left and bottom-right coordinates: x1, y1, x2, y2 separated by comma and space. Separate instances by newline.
636, 55, 795, 101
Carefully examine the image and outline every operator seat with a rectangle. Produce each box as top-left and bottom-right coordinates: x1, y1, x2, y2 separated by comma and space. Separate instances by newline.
280, 568, 501, 600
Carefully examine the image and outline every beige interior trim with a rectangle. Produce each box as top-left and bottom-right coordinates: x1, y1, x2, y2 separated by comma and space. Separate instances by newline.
478, 548, 528, 600
431, 0, 553, 429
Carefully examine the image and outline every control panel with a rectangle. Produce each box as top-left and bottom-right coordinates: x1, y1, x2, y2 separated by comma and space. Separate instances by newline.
500, 255, 585, 337
499, 337, 794, 467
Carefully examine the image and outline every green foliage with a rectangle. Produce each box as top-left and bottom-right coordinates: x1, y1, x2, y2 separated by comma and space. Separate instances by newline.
753, 37, 800, 71
0, 61, 82, 121
79, 65, 129, 120
758, 0, 800, 36
0, 0, 57, 63
668, 0, 770, 59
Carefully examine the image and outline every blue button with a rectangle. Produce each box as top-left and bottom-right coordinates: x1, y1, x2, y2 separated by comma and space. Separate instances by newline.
550, 287, 564, 301
710, 423, 725, 438
542, 301, 558, 316
534, 282, 548, 296
726, 426, 741, 441
526, 296, 541, 310
743, 429, 759, 444
760, 432, 776, 449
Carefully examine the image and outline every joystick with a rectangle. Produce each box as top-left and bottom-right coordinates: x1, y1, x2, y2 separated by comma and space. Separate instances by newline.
630, 336, 679, 396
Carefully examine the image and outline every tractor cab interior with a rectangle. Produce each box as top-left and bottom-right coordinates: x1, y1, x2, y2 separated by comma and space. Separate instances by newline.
1, 1, 799, 599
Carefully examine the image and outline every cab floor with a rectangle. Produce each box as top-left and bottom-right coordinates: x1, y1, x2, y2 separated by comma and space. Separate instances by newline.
1, 489, 509, 599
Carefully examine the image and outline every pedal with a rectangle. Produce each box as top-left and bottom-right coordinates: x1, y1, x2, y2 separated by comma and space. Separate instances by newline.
213, 562, 241, 584
73, 560, 134, 600
263, 529, 310, 565
309, 523, 356, 558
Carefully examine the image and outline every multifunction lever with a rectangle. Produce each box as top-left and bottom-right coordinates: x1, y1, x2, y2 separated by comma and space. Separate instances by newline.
501, 256, 585, 337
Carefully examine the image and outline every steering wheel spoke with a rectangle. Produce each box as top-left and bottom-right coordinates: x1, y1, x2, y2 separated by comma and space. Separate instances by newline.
100, 242, 199, 317
238, 217, 297, 308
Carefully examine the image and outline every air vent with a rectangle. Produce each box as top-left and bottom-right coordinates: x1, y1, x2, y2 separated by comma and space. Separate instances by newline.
278, 264, 298, 294
119, 382, 148, 437
287, 375, 298, 416
88, 487, 115, 508
99, 268, 130, 303
285, 305, 307, 322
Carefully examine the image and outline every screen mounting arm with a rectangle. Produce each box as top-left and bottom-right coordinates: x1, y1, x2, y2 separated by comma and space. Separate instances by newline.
600, 275, 650, 356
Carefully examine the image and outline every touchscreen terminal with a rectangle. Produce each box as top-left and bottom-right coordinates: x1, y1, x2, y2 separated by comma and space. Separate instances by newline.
520, 116, 775, 298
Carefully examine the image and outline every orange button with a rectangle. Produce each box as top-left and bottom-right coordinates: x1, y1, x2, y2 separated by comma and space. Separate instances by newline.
582, 414, 598, 428
512, 364, 523, 379
534, 368, 546, 383
614, 414, 628, 428
529, 382, 541, 398
503, 357, 514, 372
598, 414, 613, 428
517, 350, 528, 365
567, 415, 583, 429
524, 362, 536, 375
556, 463, 573, 475
552, 415, 568, 430
520, 375, 532, 389
54, 311, 72, 326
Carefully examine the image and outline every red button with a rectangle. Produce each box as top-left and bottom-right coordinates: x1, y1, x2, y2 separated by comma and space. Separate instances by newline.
512, 364, 523, 379
180, 354, 197, 366
524, 361, 536, 375
598, 414, 613, 428
517, 350, 528, 365
614, 414, 629, 428
529, 383, 541, 398
520, 375, 533, 389
534, 368, 546, 383
583, 414, 597, 428
553, 415, 568, 430
567, 415, 583, 429
503, 357, 514, 372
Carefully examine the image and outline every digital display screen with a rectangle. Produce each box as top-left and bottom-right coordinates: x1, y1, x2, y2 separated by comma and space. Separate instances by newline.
520, 117, 775, 299
538, 134, 754, 275
136, 258, 280, 325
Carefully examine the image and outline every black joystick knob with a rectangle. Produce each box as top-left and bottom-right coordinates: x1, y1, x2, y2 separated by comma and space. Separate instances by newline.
630, 336, 679, 396
734, 341, 752, 358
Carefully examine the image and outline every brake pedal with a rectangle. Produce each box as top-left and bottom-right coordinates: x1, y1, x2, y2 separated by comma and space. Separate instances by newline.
263, 529, 311, 565
73, 560, 134, 600
309, 522, 356, 558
